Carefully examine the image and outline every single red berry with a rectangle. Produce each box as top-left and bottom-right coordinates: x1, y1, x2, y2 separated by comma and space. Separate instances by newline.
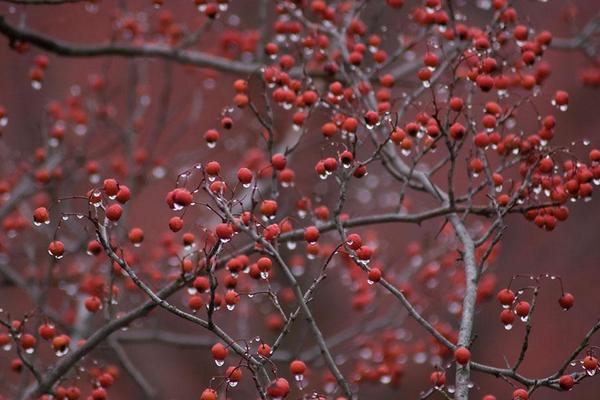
512, 388, 528, 400
497, 289, 515, 306
271, 153, 287, 170
33, 207, 50, 225
48, 240, 65, 258
430, 371, 445, 387
346, 233, 362, 250
558, 374, 574, 390
103, 178, 119, 197
211, 343, 229, 362
559, 292, 574, 310
38, 323, 56, 340
128, 227, 144, 244
215, 223, 234, 241
515, 301, 530, 318
454, 346, 471, 365
169, 216, 184, 232
257, 343, 272, 358
84, 296, 102, 312
500, 309, 515, 326
20, 334, 36, 350
200, 388, 218, 400
105, 203, 123, 221
226, 366, 242, 382
368, 267, 382, 283
303, 226, 320, 243
237, 168, 253, 185
205, 161, 221, 176
290, 360, 306, 376
583, 355, 598, 371
266, 377, 290, 398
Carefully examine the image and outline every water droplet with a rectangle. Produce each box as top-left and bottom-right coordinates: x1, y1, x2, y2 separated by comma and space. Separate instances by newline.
215, 359, 224, 367
504, 324, 513, 330
291, 265, 305, 276
55, 347, 69, 357
413, 352, 427, 364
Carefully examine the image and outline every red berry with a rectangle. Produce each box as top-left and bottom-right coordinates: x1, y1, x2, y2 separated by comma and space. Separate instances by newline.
169, 216, 184, 232
290, 360, 306, 376
559, 292, 574, 310
430, 371, 445, 387
84, 296, 102, 312
128, 227, 144, 244
558, 374, 574, 390
103, 178, 119, 197
211, 343, 228, 361
512, 388, 528, 400
237, 168, 253, 185
303, 226, 319, 243
215, 223, 234, 241
500, 309, 515, 326
200, 388, 217, 400
583, 355, 598, 371
48, 240, 65, 258
205, 161, 221, 176
271, 153, 287, 170
38, 323, 56, 340
515, 301, 530, 318
497, 289, 515, 306
368, 267, 382, 283
554, 90, 569, 106
105, 203, 123, 221
33, 207, 49, 224
454, 346, 471, 365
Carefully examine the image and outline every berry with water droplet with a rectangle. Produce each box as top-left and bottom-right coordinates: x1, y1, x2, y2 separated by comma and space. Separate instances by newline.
500, 309, 515, 328
128, 227, 144, 245
290, 359, 306, 382
497, 289, 515, 307
211, 343, 228, 365
515, 301, 530, 319
368, 268, 382, 284
48, 240, 65, 258
33, 207, 50, 225
303, 226, 320, 244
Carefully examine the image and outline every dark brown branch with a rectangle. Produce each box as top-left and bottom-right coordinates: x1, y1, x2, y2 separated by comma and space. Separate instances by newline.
0, 16, 258, 75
